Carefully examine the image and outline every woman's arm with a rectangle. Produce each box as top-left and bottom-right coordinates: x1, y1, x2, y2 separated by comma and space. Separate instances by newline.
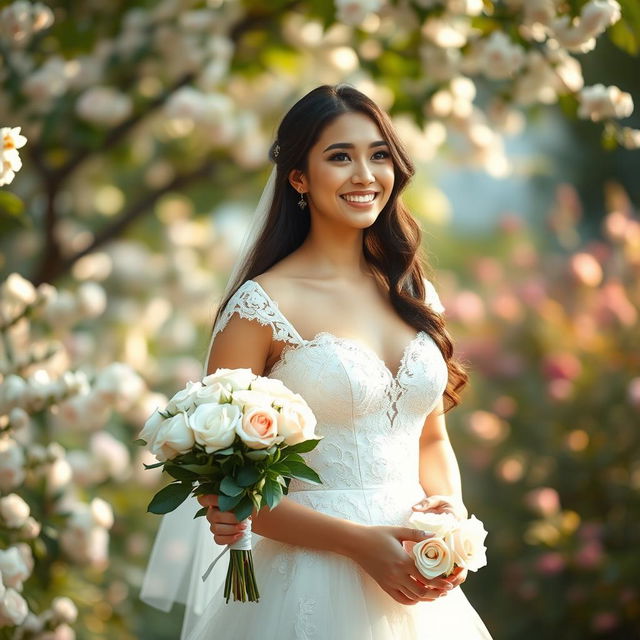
416, 398, 466, 517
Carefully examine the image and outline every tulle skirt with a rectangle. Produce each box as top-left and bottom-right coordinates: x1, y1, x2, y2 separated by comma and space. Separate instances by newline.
185, 535, 493, 640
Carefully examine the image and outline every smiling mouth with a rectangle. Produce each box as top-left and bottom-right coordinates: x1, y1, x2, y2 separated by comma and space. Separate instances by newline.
340, 193, 379, 203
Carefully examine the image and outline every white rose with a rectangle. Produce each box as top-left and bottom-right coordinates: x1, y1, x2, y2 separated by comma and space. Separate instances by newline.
0, 587, 29, 626
189, 403, 239, 453
138, 409, 166, 447
249, 377, 298, 405
235, 405, 283, 450
230, 389, 273, 410
149, 412, 195, 462
203, 368, 255, 391
50, 596, 78, 625
276, 398, 318, 446
166, 380, 202, 414
193, 381, 230, 405
0, 493, 30, 528
0, 546, 31, 590
0, 438, 26, 492
412, 534, 455, 579
408, 510, 459, 537
450, 514, 488, 572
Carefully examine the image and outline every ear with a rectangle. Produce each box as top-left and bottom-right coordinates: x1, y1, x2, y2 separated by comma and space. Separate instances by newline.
288, 168, 308, 193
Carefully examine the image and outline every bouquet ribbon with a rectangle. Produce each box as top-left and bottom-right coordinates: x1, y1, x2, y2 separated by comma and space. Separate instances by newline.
202, 519, 253, 582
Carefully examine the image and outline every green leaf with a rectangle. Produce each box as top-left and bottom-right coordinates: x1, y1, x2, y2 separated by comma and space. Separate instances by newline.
165, 465, 199, 482
143, 461, 164, 469
282, 438, 322, 454
220, 476, 243, 497
213, 446, 235, 456
245, 449, 270, 461
147, 482, 192, 514
192, 482, 218, 496
263, 476, 283, 509
249, 491, 262, 510
133, 438, 147, 446
219, 492, 245, 512
194, 506, 208, 519
280, 452, 304, 464
282, 461, 322, 485
236, 465, 261, 487
181, 463, 218, 475
233, 496, 255, 521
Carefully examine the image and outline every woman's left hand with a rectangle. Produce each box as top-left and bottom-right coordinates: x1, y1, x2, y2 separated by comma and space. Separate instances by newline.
443, 565, 468, 590
411, 494, 468, 521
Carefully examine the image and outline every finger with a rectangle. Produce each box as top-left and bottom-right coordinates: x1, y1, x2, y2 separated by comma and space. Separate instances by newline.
391, 589, 417, 606
209, 522, 245, 536
208, 507, 241, 524
213, 531, 244, 546
198, 494, 219, 507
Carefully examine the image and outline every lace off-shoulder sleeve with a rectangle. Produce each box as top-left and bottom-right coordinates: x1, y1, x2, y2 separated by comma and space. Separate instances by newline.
423, 278, 445, 314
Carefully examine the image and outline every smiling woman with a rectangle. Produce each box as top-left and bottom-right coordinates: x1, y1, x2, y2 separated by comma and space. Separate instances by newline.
140, 84, 493, 640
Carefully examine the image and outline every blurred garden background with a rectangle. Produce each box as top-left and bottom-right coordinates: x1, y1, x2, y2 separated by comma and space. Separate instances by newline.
0, 0, 639, 638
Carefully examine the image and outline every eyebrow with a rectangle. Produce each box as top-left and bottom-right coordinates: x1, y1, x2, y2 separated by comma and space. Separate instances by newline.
323, 140, 389, 153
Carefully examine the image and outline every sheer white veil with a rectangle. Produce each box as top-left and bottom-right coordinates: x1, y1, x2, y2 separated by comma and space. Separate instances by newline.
138, 165, 278, 639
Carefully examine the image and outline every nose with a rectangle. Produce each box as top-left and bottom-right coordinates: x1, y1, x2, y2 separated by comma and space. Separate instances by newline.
351, 159, 375, 185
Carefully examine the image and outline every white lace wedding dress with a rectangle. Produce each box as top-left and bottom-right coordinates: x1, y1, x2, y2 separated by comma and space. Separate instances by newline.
141, 278, 493, 640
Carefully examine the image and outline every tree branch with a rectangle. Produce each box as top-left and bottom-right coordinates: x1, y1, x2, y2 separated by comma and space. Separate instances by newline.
32, 160, 216, 285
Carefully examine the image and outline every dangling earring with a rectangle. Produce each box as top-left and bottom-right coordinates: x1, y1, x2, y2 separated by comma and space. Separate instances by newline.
297, 190, 307, 209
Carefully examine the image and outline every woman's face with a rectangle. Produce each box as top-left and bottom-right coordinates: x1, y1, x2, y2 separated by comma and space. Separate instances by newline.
291, 111, 395, 229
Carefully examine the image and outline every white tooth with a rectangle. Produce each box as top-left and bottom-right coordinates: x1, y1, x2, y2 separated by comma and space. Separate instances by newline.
343, 194, 375, 203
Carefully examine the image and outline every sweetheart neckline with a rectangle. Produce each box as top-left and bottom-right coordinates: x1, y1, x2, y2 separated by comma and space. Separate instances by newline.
247, 279, 425, 382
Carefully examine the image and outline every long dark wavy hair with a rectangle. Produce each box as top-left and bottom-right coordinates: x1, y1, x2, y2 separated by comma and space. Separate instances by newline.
210, 84, 469, 412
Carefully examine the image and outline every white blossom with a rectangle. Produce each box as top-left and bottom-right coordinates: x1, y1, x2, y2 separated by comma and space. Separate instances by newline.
22, 56, 69, 105
75, 281, 107, 318
0, 546, 31, 591
0, 587, 28, 626
335, 0, 382, 27
0, 127, 27, 186
0, 437, 25, 492
552, 0, 621, 53
76, 86, 133, 127
0, 493, 30, 529
578, 84, 634, 121
50, 596, 78, 625
89, 431, 131, 481
0, 1, 54, 47
478, 32, 526, 80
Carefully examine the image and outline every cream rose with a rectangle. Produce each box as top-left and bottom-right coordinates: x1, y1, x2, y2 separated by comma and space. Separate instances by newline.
236, 405, 283, 449
408, 510, 459, 537
166, 380, 203, 414
203, 368, 255, 392
189, 403, 240, 453
149, 412, 195, 462
412, 534, 455, 579
276, 398, 318, 446
450, 514, 488, 572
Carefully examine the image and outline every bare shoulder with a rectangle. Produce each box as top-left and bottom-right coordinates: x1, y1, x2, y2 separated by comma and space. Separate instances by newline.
252, 255, 310, 308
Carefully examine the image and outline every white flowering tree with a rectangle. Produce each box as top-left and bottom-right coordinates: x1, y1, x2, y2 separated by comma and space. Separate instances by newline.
0, 0, 638, 285
0, 0, 638, 637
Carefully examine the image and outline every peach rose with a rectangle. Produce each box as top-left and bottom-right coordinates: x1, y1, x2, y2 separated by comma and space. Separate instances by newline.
235, 406, 283, 449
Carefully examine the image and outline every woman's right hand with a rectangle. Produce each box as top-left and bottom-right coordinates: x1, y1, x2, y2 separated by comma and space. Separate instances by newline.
350, 525, 454, 606
197, 494, 247, 546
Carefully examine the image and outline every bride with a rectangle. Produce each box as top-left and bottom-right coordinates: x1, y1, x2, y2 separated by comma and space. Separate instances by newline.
140, 83, 493, 639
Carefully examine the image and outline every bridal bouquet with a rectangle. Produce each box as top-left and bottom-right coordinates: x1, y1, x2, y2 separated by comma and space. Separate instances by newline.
136, 367, 323, 603
404, 509, 488, 580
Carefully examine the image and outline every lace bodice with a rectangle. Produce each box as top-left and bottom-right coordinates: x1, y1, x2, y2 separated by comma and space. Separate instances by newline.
210, 278, 449, 526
